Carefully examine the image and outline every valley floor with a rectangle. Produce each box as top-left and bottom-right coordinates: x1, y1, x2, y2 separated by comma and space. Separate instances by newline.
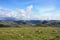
0, 27, 60, 40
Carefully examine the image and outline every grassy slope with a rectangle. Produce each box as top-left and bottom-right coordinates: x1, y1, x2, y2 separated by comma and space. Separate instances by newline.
0, 27, 60, 40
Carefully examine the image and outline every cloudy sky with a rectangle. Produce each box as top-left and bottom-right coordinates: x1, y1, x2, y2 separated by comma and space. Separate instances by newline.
0, 0, 60, 20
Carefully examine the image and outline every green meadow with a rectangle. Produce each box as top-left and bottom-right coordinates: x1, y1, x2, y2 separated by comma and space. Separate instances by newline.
0, 27, 60, 40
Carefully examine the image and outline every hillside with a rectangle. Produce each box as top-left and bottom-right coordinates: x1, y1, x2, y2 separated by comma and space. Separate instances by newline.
0, 20, 60, 27
0, 27, 60, 40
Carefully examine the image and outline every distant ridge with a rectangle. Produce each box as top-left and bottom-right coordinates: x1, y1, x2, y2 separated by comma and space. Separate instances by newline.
0, 20, 60, 27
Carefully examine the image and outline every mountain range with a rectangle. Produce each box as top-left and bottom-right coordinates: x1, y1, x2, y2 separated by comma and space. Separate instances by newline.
0, 20, 60, 27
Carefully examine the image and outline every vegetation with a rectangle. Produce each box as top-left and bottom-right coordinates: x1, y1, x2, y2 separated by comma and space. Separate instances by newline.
0, 20, 60, 27
0, 27, 60, 40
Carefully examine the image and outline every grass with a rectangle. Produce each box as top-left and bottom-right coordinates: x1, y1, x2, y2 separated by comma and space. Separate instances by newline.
0, 27, 60, 40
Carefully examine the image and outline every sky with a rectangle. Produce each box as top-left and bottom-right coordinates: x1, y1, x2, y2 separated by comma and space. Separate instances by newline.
0, 0, 60, 20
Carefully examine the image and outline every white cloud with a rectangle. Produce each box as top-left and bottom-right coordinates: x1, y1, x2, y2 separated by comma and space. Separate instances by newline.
38, 6, 55, 13
38, 13, 60, 20
0, 5, 39, 20
0, 5, 60, 20
16, 5, 39, 20
35, 6, 60, 20
27, 5, 33, 11
0, 7, 19, 20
